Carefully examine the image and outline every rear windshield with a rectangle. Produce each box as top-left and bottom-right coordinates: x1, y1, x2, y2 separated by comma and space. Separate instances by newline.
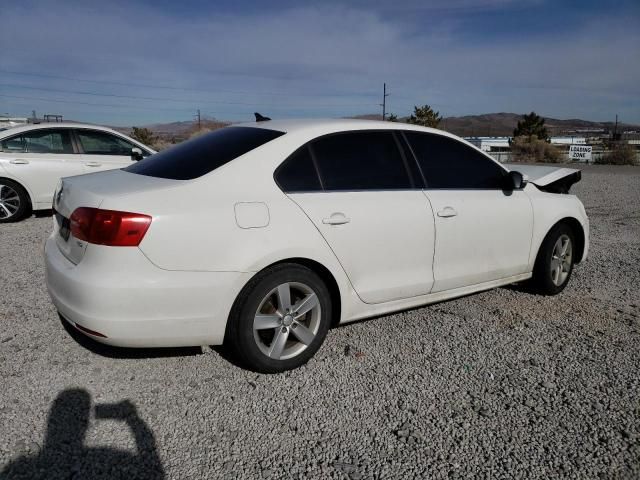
124, 126, 285, 180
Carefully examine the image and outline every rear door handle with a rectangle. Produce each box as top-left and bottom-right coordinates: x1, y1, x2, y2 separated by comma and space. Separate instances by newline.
437, 206, 458, 218
10, 159, 29, 165
84, 162, 102, 167
322, 212, 350, 225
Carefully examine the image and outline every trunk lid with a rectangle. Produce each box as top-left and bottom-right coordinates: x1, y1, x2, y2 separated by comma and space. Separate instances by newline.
52, 169, 179, 264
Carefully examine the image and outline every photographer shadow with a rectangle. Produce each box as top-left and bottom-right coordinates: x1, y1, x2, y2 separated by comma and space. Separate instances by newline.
1, 389, 165, 480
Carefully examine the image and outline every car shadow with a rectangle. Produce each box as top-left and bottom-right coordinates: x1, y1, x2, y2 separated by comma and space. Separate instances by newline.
1, 389, 165, 480
60, 314, 202, 359
33, 209, 53, 218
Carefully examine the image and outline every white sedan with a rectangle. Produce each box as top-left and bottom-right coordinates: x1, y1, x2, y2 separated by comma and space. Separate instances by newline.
44, 119, 589, 372
0, 123, 155, 222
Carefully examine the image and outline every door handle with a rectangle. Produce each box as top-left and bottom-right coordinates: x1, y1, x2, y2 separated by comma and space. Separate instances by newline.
10, 159, 29, 165
84, 162, 102, 167
437, 206, 458, 218
322, 212, 350, 225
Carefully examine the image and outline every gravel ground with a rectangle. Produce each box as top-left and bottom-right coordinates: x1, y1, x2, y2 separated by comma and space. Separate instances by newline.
1, 164, 639, 479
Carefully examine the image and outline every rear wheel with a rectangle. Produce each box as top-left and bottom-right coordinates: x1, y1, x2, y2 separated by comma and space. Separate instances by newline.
0, 179, 30, 223
226, 264, 331, 373
530, 224, 575, 295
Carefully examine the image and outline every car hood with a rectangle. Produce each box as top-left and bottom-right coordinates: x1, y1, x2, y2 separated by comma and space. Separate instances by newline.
505, 164, 581, 193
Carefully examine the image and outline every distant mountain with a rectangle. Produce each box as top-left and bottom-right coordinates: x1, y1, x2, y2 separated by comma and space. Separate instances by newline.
113, 119, 229, 142
113, 113, 638, 142
351, 112, 638, 137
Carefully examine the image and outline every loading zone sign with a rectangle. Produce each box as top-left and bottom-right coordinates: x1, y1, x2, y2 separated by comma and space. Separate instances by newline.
569, 145, 592, 162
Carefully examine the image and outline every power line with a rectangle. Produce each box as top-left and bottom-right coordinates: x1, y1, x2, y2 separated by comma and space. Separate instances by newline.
0, 94, 194, 112
0, 83, 375, 109
0, 69, 380, 100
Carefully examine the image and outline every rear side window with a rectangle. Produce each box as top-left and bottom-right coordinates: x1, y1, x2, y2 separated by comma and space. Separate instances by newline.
126, 127, 285, 180
311, 131, 411, 191
21, 129, 74, 154
405, 132, 505, 189
0, 135, 25, 152
275, 146, 322, 192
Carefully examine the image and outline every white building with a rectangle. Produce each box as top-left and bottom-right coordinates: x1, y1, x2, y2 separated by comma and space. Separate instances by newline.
465, 136, 511, 152
550, 136, 587, 145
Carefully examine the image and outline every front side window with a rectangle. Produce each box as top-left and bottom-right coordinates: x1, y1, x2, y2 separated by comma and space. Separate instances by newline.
125, 127, 285, 180
77, 130, 135, 155
311, 131, 411, 191
21, 129, 74, 154
405, 132, 506, 189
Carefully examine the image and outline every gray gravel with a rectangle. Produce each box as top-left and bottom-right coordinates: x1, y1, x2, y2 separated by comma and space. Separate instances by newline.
1, 164, 639, 479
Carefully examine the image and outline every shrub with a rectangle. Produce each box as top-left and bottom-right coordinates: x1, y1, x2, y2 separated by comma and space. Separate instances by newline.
130, 127, 155, 146
511, 136, 561, 163
596, 144, 638, 166
407, 105, 442, 128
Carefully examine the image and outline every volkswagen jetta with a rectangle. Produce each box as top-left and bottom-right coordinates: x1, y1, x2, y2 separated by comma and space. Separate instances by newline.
45, 119, 589, 372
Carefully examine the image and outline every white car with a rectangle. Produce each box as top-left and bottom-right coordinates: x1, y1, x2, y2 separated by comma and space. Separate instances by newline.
44, 119, 589, 372
0, 123, 155, 222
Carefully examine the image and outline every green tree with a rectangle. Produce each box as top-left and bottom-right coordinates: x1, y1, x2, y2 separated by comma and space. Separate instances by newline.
513, 112, 549, 140
407, 105, 442, 128
387, 113, 398, 122
130, 127, 155, 146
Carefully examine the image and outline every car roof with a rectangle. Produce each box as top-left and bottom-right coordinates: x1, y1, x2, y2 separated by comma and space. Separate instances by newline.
233, 117, 463, 140
232, 118, 508, 173
0, 122, 123, 138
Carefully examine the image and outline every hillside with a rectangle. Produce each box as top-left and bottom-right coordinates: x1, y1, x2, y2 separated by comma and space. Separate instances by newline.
351, 112, 639, 137
116, 113, 639, 143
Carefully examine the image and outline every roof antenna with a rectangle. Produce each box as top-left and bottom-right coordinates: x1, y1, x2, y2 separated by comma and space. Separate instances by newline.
254, 112, 271, 122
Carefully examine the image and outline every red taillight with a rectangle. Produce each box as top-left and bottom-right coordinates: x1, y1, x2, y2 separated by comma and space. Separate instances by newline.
70, 207, 152, 247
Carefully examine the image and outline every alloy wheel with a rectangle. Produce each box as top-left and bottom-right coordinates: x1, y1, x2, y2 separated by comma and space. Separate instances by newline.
253, 282, 322, 361
0, 184, 20, 220
550, 234, 572, 286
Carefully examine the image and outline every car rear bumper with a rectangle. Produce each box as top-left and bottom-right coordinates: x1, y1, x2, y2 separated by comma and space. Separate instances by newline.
45, 234, 250, 348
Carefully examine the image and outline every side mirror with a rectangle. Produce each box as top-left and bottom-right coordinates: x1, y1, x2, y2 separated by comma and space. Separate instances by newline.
131, 147, 144, 161
507, 170, 526, 190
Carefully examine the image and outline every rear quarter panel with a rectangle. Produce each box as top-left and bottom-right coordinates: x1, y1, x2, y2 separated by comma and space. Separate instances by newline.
98, 139, 354, 319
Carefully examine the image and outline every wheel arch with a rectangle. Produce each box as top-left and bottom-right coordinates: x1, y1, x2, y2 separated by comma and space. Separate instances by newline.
537, 217, 586, 265
224, 257, 343, 342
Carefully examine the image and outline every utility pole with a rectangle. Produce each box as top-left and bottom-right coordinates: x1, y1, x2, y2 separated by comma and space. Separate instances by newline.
195, 109, 201, 130
613, 113, 618, 140
380, 83, 389, 121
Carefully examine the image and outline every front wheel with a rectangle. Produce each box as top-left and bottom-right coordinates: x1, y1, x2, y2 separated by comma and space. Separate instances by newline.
530, 224, 575, 295
0, 179, 30, 223
226, 264, 332, 373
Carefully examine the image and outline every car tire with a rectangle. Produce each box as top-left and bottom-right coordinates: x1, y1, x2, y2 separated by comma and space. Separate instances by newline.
226, 263, 332, 373
0, 179, 31, 223
530, 223, 575, 295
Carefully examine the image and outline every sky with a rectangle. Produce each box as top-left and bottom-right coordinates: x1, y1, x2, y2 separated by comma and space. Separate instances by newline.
1, 0, 639, 126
